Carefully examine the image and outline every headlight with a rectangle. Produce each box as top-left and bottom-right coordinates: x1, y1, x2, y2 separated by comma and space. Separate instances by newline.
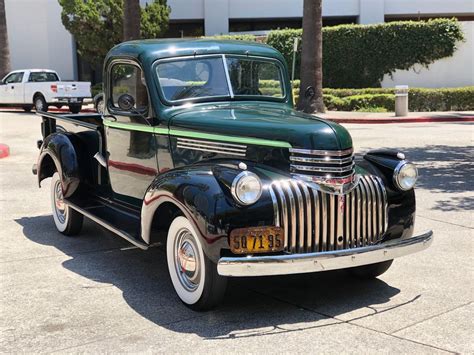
393, 162, 418, 191
231, 171, 262, 205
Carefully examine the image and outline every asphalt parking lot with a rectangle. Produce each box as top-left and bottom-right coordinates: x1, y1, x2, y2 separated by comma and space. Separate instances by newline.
1, 111, 472, 353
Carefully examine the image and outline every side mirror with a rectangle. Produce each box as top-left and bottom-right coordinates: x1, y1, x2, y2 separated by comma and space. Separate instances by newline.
117, 93, 135, 111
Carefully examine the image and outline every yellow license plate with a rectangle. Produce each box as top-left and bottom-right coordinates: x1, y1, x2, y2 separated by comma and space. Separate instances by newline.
230, 226, 284, 254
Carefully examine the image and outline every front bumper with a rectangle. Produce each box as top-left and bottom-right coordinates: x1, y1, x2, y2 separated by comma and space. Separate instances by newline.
50, 97, 84, 104
217, 230, 433, 277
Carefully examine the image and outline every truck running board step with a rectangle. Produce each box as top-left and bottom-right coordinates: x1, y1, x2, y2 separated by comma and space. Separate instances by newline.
64, 199, 148, 250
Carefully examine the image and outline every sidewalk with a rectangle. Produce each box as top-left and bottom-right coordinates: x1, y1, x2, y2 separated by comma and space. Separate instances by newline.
318, 111, 474, 124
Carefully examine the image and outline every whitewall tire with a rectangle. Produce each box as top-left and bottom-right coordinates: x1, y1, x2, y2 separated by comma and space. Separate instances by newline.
166, 216, 227, 310
50, 172, 83, 236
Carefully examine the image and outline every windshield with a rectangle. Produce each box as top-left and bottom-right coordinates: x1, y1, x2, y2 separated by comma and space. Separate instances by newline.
156, 55, 285, 103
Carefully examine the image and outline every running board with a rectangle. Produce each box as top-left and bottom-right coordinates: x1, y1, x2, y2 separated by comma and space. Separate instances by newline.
64, 200, 149, 250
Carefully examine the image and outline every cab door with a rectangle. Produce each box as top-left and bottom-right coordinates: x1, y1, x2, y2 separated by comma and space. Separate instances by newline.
0, 72, 24, 104
103, 60, 159, 207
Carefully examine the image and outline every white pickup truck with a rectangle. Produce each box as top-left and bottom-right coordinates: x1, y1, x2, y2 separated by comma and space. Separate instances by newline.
0, 69, 91, 113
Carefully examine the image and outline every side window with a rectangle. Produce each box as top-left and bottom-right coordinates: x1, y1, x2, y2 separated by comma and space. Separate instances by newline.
4, 72, 24, 84
110, 63, 148, 111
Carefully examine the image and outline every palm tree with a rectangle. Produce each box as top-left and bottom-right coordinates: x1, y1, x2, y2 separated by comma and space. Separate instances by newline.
0, 0, 11, 79
297, 0, 325, 113
123, 0, 141, 41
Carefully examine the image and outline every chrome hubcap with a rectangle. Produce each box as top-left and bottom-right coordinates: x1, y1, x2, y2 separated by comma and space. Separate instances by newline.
174, 229, 201, 292
35, 99, 43, 111
97, 100, 105, 114
54, 180, 67, 223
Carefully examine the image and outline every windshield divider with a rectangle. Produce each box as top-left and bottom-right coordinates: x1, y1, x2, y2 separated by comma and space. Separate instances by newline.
222, 54, 234, 99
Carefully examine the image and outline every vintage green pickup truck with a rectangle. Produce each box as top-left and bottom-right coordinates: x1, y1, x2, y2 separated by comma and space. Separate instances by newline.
33, 39, 433, 310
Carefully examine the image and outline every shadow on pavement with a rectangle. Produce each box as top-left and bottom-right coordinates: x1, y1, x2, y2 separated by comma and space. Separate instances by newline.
15, 215, 411, 339
359, 144, 473, 211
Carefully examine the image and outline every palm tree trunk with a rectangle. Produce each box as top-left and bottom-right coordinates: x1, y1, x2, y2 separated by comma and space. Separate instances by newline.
297, 0, 325, 113
0, 0, 11, 79
123, 0, 141, 41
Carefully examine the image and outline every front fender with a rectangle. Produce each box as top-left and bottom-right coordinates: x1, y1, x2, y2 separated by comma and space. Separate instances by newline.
361, 149, 416, 241
141, 162, 279, 262
37, 133, 83, 197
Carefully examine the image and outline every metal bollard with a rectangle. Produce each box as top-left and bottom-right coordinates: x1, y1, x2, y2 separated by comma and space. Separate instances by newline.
395, 85, 409, 117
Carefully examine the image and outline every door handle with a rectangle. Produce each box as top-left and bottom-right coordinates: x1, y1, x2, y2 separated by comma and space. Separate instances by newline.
11, 86, 14, 89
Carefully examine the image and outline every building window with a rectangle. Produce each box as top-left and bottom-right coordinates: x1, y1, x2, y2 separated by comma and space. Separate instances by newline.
164, 20, 205, 38
229, 17, 357, 33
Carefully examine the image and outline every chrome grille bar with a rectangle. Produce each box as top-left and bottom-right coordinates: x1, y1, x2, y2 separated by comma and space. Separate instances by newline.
289, 156, 354, 164
289, 148, 353, 156
269, 175, 388, 254
176, 138, 247, 157
289, 147, 356, 180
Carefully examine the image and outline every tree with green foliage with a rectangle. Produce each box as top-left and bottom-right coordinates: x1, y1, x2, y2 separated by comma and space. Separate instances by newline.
58, 0, 170, 65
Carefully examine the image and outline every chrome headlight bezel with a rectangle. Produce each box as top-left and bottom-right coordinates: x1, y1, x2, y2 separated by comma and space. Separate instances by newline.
231, 171, 263, 206
393, 161, 418, 191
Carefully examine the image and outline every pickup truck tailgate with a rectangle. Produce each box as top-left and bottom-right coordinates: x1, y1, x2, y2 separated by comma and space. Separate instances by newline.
55, 82, 91, 98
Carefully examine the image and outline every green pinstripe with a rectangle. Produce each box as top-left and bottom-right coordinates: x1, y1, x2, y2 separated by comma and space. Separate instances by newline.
103, 119, 291, 148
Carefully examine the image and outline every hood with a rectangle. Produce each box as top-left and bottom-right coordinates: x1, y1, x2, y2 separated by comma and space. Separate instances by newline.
168, 102, 352, 150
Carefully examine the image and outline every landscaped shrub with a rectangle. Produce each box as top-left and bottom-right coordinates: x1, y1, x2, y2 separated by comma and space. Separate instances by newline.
203, 34, 257, 42
278, 81, 474, 111
91, 82, 103, 97
323, 94, 345, 110
339, 94, 396, 111
266, 19, 465, 88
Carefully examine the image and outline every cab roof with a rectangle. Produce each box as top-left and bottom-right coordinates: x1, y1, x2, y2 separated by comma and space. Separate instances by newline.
105, 39, 287, 68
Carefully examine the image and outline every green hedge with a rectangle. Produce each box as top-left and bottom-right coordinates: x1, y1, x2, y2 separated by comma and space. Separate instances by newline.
202, 34, 257, 42
266, 19, 464, 88
91, 82, 103, 97
261, 80, 474, 111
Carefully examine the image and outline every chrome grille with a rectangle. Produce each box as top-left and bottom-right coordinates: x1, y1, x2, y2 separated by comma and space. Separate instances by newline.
289, 148, 355, 179
269, 175, 388, 253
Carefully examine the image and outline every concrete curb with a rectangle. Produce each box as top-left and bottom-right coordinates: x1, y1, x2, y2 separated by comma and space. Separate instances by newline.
0, 144, 10, 158
324, 116, 474, 124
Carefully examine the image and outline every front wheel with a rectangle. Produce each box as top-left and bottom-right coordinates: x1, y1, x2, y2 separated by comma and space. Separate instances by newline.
166, 216, 227, 311
50, 172, 83, 236
348, 260, 394, 279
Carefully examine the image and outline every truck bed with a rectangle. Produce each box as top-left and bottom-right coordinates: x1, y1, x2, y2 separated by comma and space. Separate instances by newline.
38, 111, 103, 132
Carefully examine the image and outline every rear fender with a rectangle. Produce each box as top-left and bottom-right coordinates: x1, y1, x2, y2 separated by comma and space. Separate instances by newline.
37, 133, 82, 197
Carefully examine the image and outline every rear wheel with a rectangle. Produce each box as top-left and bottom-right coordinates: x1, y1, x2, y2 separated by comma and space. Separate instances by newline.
50, 172, 83, 236
34, 95, 48, 112
348, 260, 393, 279
69, 104, 82, 114
95, 97, 105, 114
166, 216, 227, 311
